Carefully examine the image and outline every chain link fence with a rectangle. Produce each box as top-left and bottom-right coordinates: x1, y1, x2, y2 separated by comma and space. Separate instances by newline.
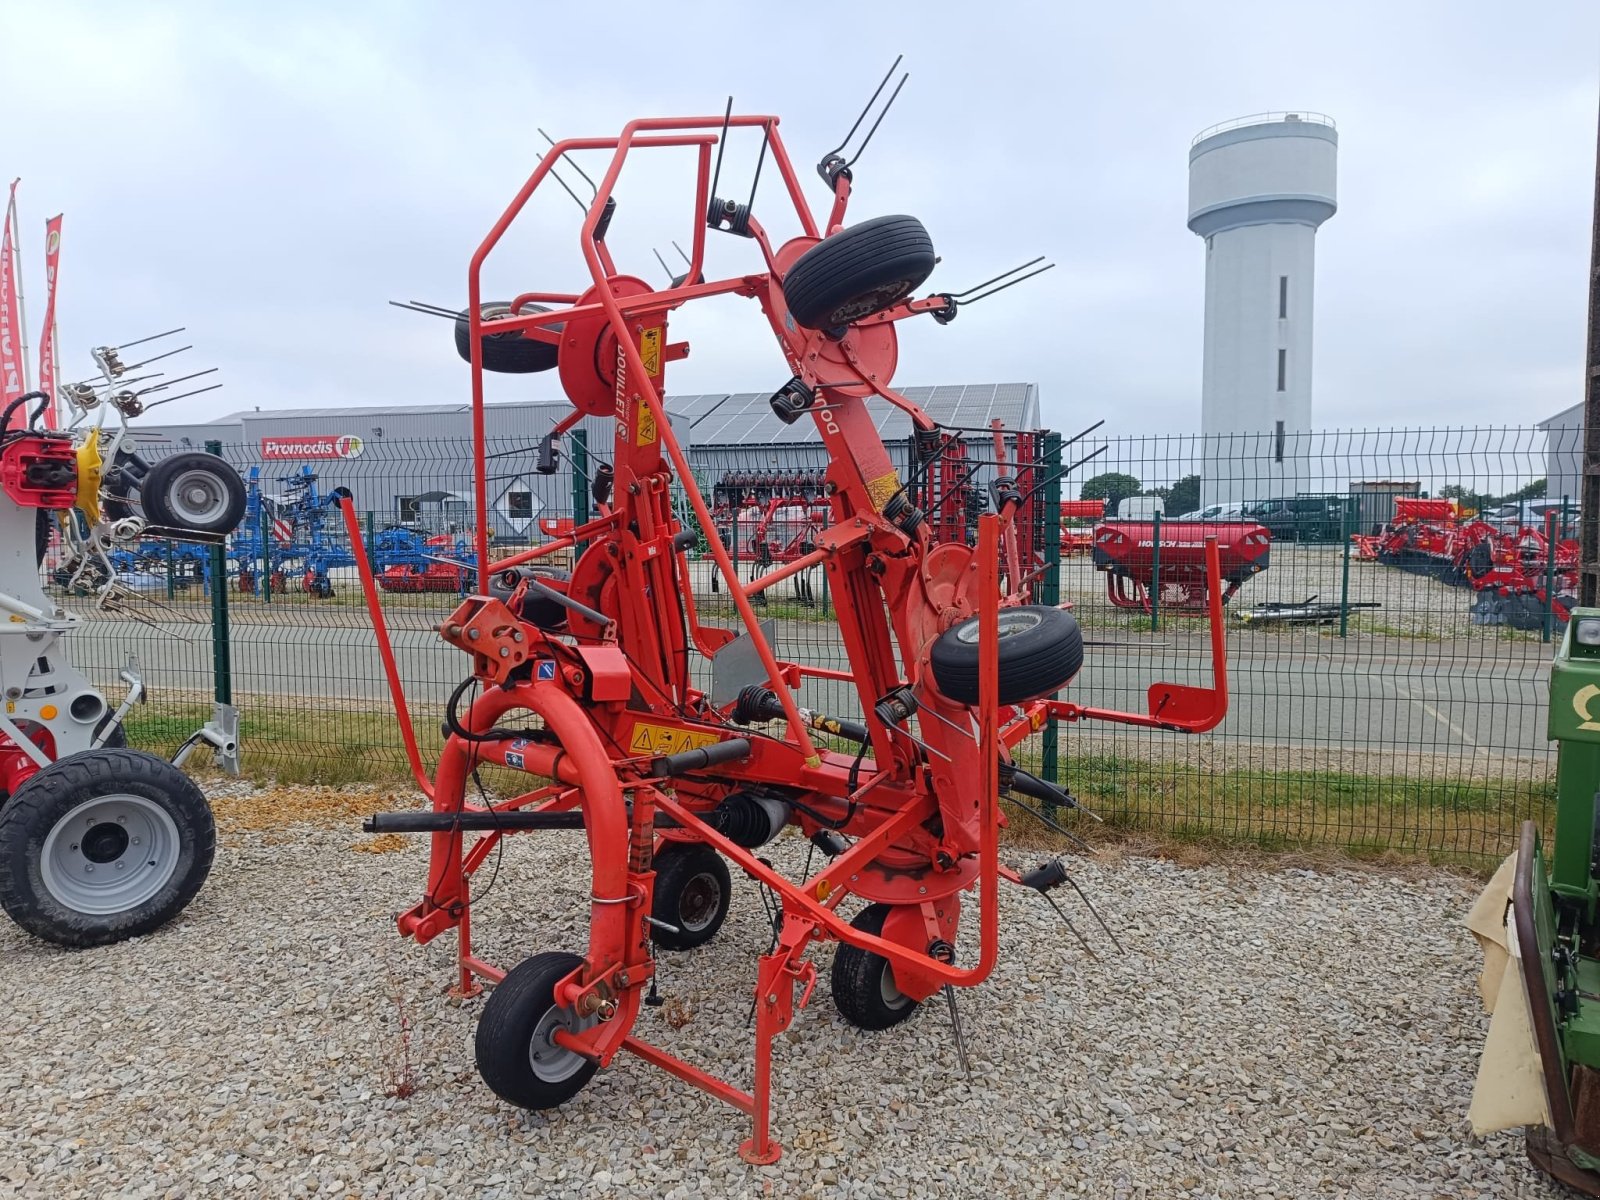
46, 423, 1580, 864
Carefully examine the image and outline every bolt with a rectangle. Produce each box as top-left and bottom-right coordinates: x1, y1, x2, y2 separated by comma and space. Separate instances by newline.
84, 865, 93, 873
767, 994, 778, 1005
499, 647, 510, 658
116, 862, 125, 870
918, 886, 927, 894
131, 838, 140, 846
118, 816, 127, 824
512, 631, 524, 643
69, 843, 78, 852
618, 972, 630, 987
467, 628, 480, 641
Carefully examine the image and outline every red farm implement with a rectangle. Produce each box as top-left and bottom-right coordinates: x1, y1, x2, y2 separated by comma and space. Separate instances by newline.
1090, 519, 1271, 614
355, 73, 1231, 1162
1060, 499, 1104, 556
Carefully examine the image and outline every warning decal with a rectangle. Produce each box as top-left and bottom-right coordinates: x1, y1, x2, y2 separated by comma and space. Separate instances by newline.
639, 327, 662, 376
635, 399, 658, 446
628, 722, 722, 757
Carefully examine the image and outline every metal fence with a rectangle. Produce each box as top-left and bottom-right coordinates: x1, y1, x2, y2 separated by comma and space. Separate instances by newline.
50, 424, 1581, 865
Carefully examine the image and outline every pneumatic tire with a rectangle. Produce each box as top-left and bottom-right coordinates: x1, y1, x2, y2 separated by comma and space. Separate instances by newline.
831, 903, 918, 1031
649, 843, 731, 951
476, 950, 598, 1110
780, 215, 936, 330
139, 452, 246, 536
928, 605, 1083, 706
0, 748, 214, 947
454, 302, 561, 374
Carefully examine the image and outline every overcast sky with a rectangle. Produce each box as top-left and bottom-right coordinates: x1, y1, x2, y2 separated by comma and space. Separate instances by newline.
1, 1, 1595, 439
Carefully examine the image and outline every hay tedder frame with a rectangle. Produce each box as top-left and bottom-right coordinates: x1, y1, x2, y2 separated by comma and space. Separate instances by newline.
357, 81, 1230, 1162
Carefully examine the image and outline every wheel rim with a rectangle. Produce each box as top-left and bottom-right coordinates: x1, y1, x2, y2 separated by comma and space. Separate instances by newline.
879, 961, 912, 1011
677, 871, 722, 933
40, 793, 181, 915
830, 280, 912, 325
164, 468, 231, 527
955, 608, 1044, 645
527, 1002, 598, 1083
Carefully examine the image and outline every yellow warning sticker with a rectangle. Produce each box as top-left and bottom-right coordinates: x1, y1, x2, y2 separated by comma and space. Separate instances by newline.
867, 469, 901, 511
635, 399, 658, 446
628, 722, 722, 756
640, 327, 662, 376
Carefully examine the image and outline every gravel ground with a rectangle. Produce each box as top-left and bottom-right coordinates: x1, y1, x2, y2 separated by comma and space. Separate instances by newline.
0, 784, 1567, 1200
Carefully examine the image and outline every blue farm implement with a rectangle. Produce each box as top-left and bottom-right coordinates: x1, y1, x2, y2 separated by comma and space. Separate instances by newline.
233, 465, 353, 598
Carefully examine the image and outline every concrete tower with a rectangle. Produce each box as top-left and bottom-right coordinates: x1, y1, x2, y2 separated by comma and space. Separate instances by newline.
1188, 113, 1337, 507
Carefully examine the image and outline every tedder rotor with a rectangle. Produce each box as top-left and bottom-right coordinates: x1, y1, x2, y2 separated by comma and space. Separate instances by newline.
356, 73, 1231, 1161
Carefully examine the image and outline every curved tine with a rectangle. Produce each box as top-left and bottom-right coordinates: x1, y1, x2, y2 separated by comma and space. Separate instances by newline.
671, 240, 693, 267
956, 262, 1056, 307
1060, 871, 1123, 954
652, 247, 674, 283
114, 327, 185, 351
538, 128, 598, 199
536, 151, 589, 213
1040, 892, 1099, 961
825, 54, 904, 160
947, 257, 1047, 301
842, 71, 908, 169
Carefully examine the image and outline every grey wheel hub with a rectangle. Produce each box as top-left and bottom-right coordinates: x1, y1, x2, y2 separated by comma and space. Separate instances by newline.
527, 1003, 598, 1083
40, 793, 180, 915
166, 468, 231, 527
955, 609, 1042, 645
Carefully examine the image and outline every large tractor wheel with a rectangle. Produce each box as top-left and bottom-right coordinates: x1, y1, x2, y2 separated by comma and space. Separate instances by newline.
928, 605, 1083, 706
139, 453, 246, 536
0, 748, 215, 947
831, 903, 919, 1031
780, 215, 936, 330
454, 302, 561, 374
475, 950, 599, 1109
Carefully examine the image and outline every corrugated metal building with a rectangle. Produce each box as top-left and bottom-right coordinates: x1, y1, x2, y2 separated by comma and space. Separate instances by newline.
132, 382, 1040, 540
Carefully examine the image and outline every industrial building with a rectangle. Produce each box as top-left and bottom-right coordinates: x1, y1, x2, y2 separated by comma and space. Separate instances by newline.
133, 382, 1041, 540
1189, 112, 1338, 508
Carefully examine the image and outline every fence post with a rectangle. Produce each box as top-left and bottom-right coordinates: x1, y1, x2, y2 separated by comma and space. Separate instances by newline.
1038, 431, 1063, 787
165, 538, 175, 601
257, 501, 272, 604
571, 428, 590, 559
1546, 507, 1559, 644
1150, 511, 1162, 632
205, 441, 232, 706
1338, 496, 1353, 638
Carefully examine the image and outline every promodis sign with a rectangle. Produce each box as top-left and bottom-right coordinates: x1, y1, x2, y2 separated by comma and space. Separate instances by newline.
260, 435, 365, 461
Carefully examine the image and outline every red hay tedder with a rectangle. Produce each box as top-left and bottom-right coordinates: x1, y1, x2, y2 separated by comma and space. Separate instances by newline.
1090, 519, 1271, 614
351, 71, 1231, 1162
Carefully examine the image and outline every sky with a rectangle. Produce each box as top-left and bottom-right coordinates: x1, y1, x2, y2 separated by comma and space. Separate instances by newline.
0, 1, 1596, 440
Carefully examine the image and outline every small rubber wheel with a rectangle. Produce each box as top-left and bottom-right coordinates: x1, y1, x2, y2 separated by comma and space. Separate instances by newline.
0, 748, 215, 947
34, 508, 52, 567
831, 903, 918, 1031
780, 215, 936, 329
455, 302, 561, 374
928, 605, 1084, 706
521, 569, 571, 632
649, 843, 731, 950
139, 453, 246, 536
476, 950, 599, 1110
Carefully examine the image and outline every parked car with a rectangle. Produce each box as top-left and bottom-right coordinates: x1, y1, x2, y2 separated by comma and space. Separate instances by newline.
1175, 503, 1246, 521
1243, 496, 1346, 543
1113, 495, 1164, 520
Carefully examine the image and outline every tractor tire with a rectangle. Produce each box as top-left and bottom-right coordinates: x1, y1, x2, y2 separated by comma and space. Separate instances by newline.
831, 903, 919, 1031
780, 215, 936, 330
0, 748, 215, 948
139, 453, 246, 536
454, 303, 561, 374
649, 843, 731, 951
928, 605, 1083, 706
475, 950, 598, 1110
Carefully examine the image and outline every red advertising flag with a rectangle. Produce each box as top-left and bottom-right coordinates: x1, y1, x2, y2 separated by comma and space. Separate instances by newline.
0, 180, 24, 421
38, 215, 61, 429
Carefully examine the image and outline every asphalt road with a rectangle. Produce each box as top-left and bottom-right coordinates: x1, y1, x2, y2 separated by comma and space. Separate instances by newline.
68, 609, 1552, 763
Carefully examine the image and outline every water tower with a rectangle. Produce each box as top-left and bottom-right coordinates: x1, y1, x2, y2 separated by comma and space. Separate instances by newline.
1188, 113, 1337, 507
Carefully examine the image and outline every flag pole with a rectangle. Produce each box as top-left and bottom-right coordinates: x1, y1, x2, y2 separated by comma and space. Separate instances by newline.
9, 181, 31, 392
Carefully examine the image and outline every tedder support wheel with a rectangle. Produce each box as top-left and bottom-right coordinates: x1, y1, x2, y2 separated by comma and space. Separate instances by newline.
831, 903, 919, 1031
139, 452, 247, 536
649, 842, 732, 951
928, 604, 1084, 706
455, 302, 561, 374
476, 950, 600, 1110
780, 214, 936, 330
0, 748, 215, 948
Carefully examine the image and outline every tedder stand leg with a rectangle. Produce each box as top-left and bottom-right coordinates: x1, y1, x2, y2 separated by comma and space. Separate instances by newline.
452, 906, 483, 999
739, 917, 817, 1165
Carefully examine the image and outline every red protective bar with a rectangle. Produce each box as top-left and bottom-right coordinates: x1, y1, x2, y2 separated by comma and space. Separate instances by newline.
339, 496, 433, 799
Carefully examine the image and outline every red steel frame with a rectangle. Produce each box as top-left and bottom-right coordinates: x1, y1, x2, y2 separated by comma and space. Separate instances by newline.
350, 111, 1231, 1162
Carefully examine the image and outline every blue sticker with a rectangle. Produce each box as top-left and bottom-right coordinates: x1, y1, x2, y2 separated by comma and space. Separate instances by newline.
508, 738, 530, 751
537, 660, 557, 680
505, 751, 524, 770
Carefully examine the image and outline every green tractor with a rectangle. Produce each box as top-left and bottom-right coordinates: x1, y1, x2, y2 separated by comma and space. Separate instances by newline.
1473, 608, 1600, 1192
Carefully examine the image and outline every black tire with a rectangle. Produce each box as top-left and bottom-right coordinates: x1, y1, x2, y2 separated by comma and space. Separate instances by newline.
0, 748, 215, 948
454, 303, 561, 374
928, 605, 1083, 706
522, 569, 571, 631
831, 903, 918, 1031
139, 453, 246, 536
649, 843, 731, 950
34, 507, 51, 567
476, 950, 598, 1110
781, 215, 936, 330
